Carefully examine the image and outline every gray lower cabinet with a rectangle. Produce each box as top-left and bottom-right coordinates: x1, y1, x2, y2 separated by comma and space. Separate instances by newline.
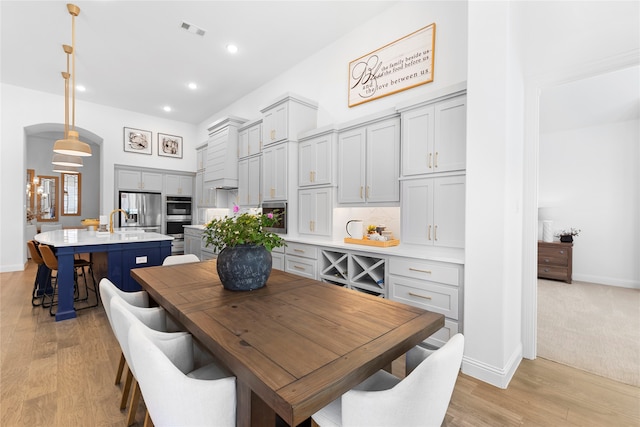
184, 227, 203, 260
388, 257, 463, 348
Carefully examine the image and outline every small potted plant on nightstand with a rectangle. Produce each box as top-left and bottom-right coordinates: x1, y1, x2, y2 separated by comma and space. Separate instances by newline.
555, 227, 580, 243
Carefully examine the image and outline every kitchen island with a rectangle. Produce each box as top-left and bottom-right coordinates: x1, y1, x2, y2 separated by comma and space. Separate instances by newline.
35, 229, 173, 321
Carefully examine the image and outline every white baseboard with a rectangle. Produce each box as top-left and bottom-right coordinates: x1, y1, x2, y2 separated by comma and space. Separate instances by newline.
0, 263, 26, 273
573, 274, 640, 290
461, 343, 522, 389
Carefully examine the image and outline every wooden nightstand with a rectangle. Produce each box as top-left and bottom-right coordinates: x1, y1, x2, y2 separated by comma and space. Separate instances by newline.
538, 241, 573, 283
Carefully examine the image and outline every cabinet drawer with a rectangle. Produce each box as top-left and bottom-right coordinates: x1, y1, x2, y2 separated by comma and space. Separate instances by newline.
389, 275, 459, 320
538, 265, 569, 281
538, 245, 570, 259
285, 242, 318, 259
538, 251, 568, 267
389, 257, 460, 286
425, 319, 459, 348
285, 255, 317, 279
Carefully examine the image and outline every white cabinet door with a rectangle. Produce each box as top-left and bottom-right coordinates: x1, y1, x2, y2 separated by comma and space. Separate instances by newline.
402, 105, 434, 176
262, 143, 287, 201
434, 95, 466, 173
401, 176, 465, 248
238, 159, 249, 205
142, 172, 163, 192
401, 178, 434, 246
195, 171, 204, 205
196, 146, 207, 171
239, 156, 261, 207
338, 117, 399, 204
238, 129, 249, 159
298, 187, 332, 237
248, 123, 262, 156
165, 175, 193, 196
248, 155, 261, 206
401, 94, 466, 176
433, 175, 465, 248
118, 169, 142, 190
118, 169, 162, 191
262, 103, 288, 145
365, 118, 400, 203
337, 127, 366, 203
299, 133, 333, 187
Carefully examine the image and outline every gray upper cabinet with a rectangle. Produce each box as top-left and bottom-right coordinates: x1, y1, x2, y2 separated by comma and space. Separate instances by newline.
401, 93, 466, 176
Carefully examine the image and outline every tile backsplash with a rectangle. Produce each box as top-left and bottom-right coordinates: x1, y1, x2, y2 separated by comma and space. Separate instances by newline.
332, 207, 400, 240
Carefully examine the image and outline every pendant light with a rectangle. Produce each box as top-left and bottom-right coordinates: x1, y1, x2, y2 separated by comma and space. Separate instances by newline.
52, 164, 80, 174
52, 153, 83, 167
53, 3, 92, 157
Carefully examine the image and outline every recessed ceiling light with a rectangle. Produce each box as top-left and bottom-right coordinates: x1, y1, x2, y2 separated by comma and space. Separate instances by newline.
76, 85, 86, 92
163, 106, 172, 112
188, 82, 197, 90
226, 44, 238, 54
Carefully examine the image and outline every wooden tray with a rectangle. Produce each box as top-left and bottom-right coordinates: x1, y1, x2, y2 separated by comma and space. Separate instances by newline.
344, 237, 400, 247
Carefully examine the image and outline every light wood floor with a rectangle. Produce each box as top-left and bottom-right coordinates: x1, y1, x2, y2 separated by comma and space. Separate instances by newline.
2, 261, 639, 426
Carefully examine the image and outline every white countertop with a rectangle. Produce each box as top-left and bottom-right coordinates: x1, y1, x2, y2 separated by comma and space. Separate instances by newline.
182, 225, 463, 264
35, 229, 173, 247
284, 237, 465, 264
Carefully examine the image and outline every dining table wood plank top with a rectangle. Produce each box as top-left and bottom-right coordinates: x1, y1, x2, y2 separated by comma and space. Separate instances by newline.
131, 259, 444, 427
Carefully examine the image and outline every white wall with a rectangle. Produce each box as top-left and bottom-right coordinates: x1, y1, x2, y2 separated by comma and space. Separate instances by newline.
0, 84, 198, 271
27, 134, 101, 228
196, 1, 468, 137
539, 119, 640, 289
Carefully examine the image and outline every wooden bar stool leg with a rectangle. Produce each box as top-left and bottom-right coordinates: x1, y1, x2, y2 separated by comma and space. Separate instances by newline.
143, 410, 153, 427
115, 352, 126, 385
126, 379, 141, 426
120, 367, 133, 410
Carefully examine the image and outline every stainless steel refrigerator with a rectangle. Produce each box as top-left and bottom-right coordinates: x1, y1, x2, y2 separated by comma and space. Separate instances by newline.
118, 191, 162, 232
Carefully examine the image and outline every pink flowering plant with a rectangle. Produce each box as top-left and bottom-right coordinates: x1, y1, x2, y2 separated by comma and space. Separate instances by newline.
203, 210, 285, 252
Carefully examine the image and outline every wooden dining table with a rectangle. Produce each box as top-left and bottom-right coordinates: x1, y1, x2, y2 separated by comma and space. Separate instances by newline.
131, 259, 444, 427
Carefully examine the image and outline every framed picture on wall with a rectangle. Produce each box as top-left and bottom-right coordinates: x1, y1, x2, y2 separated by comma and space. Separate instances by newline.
123, 127, 152, 155
158, 133, 183, 158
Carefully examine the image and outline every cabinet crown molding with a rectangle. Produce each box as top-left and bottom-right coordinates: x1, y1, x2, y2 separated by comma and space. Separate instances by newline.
260, 92, 319, 113
207, 115, 248, 134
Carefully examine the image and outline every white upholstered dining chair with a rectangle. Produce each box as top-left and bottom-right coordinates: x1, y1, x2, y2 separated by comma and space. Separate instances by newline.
99, 278, 150, 384
117, 299, 236, 427
311, 333, 465, 427
162, 253, 200, 266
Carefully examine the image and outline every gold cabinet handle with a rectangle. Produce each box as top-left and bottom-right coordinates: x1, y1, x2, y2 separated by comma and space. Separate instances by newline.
409, 267, 432, 274
428, 153, 432, 169
294, 248, 305, 253
434, 225, 438, 241
360, 186, 363, 199
270, 129, 276, 141
434, 151, 439, 168
428, 225, 432, 240
408, 292, 432, 300
270, 188, 275, 198
309, 171, 313, 182
294, 265, 305, 270
366, 186, 370, 199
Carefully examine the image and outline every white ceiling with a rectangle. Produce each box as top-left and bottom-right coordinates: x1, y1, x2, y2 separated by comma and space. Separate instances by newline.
1, 1, 396, 124
2, 2, 637, 131
540, 65, 640, 134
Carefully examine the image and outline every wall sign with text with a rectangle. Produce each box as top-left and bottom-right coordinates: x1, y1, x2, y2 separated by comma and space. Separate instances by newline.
348, 23, 436, 107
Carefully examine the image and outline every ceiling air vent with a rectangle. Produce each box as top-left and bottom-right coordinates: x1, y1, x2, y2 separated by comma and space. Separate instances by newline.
180, 21, 206, 36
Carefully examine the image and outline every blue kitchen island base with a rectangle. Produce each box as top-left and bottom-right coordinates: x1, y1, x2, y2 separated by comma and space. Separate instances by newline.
35, 229, 173, 321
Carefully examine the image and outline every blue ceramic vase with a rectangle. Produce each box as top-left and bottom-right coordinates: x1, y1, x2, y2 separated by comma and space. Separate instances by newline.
216, 245, 272, 291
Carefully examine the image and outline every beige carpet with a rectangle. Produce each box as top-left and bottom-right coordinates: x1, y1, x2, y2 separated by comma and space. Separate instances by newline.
537, 279, 640, 387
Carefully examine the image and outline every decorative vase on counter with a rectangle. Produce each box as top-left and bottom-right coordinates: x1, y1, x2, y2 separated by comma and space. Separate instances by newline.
560, 235, 573, 243
216, 244, 272, 291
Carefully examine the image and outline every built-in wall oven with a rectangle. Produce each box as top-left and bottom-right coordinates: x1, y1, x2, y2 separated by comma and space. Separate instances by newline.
166, 196, 192, 254
261, 202, 287, 234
